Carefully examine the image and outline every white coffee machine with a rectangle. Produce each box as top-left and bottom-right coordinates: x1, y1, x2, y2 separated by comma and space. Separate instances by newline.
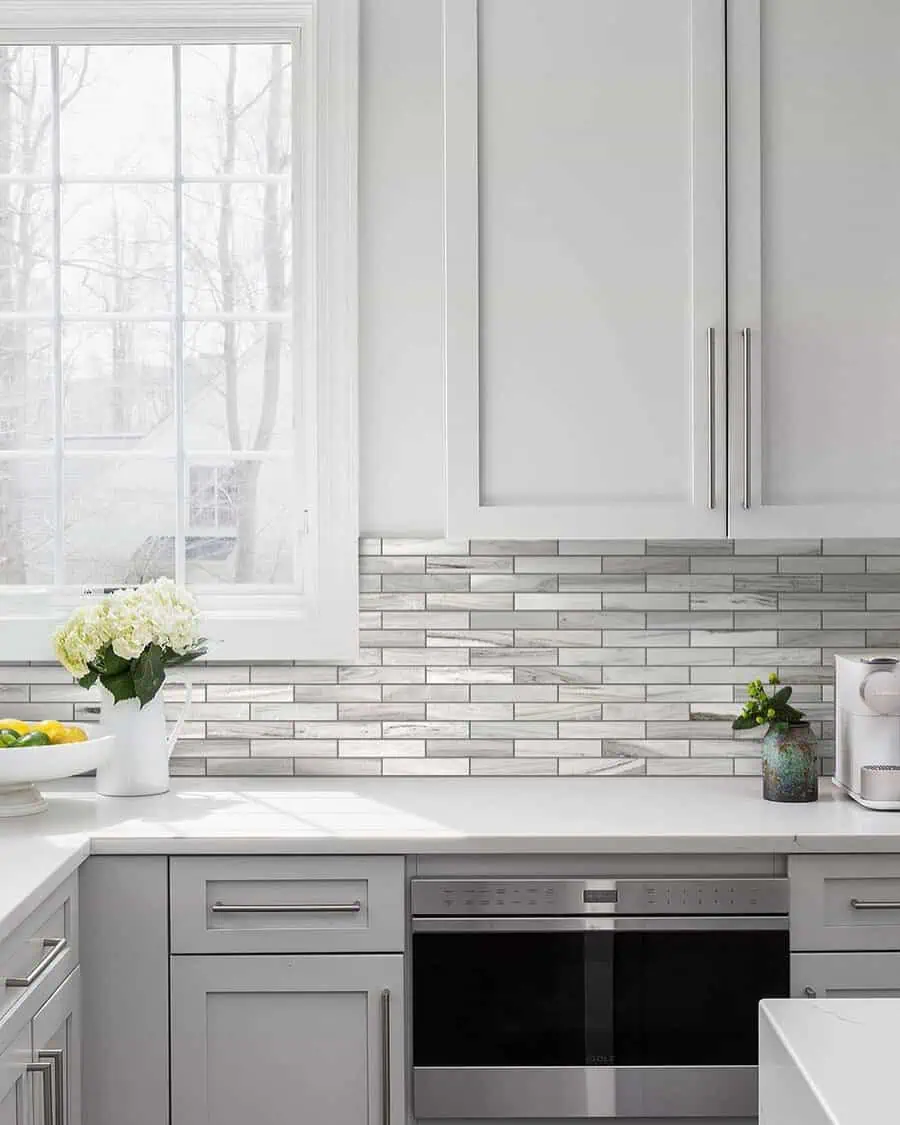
835, 654, 900, 809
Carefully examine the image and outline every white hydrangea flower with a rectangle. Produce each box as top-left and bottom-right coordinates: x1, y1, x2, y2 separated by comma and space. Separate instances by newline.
55, 578, 201, 675
140, 578, 201, 654
53, 604, 111, 678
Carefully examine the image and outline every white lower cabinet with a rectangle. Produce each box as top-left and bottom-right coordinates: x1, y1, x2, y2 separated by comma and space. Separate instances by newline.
171, 954, 405, 1125
0, 1028, 30, 1125
31, 969, 81, 1125
792, 953, 900, 999
0, 969, 81, 1125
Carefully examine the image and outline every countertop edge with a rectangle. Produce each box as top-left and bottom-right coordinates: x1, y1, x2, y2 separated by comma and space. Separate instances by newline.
81, 833, 900, 855
759, 1001, 835, 1124
88, 833, 796, 855
0, 840, 89, 948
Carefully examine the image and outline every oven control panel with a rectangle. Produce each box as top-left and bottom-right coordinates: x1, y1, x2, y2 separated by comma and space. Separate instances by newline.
618, 879, 789, 915
410, 878, 789, 916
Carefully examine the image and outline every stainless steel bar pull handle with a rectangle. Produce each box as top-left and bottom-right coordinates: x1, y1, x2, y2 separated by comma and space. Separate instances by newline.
39, 1049, 65, 1125
741, 328, 751, 510
28, 1060, 54, 1125
210, 901, 362, 914
381, 989, 391, 1125
850, 899, 900, 910
707, 327, 716, 510
6, 937, 66, 988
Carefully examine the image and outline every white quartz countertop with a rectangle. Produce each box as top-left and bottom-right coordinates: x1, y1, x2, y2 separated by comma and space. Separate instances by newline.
3, 775, 900, 945
760, 998, 900, 1125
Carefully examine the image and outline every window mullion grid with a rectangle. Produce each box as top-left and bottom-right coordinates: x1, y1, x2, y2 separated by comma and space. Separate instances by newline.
173, 45, 186, 586
50, 45, 65, 587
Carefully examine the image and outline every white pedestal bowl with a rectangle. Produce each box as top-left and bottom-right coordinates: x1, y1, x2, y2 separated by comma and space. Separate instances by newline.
0, 736, 115, 816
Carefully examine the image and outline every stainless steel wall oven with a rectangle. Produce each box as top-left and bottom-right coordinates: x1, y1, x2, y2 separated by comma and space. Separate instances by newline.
412, 877, 789, 1119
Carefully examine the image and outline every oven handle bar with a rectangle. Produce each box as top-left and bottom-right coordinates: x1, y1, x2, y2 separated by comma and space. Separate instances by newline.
411, 914, 788, 934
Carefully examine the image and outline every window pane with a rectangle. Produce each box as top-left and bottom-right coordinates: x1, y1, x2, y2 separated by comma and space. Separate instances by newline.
0, 47, 52, 176
181, 44, 292, 177
0, 186, 54, 314
0, 322, 53, 451
64, 457, 176, 584
63, 322, 173, 443
184, 320, 292, 452
182, 182, 291, 313
61, 46, 173, 177
61, 185, 174, 314
186, 458, 295, 586
0, 458, 55, 584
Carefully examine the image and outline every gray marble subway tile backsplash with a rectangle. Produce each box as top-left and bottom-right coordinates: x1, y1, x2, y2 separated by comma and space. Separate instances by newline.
6, 537, 900, 777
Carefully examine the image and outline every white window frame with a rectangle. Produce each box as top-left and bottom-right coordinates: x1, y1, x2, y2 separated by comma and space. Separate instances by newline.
0, 0, 359, 662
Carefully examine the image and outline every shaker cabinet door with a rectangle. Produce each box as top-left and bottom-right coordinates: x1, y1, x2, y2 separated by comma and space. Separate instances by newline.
31, 968, 81, 1125
0, 1029, 30, 1125
171, 954, 405, 1125
444, 0, 726, 539
729, 0, 900, 537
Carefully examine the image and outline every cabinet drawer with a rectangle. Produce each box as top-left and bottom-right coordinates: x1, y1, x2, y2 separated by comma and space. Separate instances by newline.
790, 855, 900, 951
0, 875, 78, 1035
792, 952, 900, 998
170, 856, 405, 954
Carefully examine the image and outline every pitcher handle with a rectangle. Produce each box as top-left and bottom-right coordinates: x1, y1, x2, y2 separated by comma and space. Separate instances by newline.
165, 670, 193, 759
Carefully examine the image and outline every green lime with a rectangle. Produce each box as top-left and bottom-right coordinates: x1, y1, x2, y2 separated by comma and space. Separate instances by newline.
14, 731, 52, 747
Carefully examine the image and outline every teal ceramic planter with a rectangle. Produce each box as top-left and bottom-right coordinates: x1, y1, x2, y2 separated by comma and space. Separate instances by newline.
762, 722, 818, 803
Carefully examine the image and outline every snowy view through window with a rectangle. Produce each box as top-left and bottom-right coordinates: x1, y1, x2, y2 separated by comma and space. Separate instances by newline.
0, 42, 297, 590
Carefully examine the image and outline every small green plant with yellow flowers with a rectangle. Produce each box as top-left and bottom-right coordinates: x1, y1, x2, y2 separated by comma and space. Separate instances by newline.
732, 672, 805, 732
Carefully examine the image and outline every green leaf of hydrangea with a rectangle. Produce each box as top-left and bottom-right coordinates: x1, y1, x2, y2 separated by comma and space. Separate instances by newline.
133, 645, 166, 709
101, 670, 136, 704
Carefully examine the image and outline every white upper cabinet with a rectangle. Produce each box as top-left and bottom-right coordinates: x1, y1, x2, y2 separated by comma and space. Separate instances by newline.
729, 0, 900, 538
444, 0, 727, 539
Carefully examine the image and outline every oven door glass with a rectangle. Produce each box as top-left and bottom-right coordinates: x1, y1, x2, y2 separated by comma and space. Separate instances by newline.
613, 929, 790, 1065
414, 932, 614, 1067
413, 928, 789, 1068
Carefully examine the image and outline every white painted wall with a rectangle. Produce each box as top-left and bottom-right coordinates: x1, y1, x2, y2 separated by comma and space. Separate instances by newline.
358, 0, 446, 536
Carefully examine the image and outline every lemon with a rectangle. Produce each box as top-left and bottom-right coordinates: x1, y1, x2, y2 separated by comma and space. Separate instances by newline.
58, 726, 88, 744
35, 720, 67, 744
0, 719, 31, 736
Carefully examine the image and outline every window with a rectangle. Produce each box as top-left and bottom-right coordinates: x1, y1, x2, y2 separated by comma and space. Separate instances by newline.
0, 1, 359, 661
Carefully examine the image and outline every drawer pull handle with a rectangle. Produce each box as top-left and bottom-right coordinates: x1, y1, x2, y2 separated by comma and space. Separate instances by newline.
210, 900, 362, 915
5, 937, 67, 988
28, 1060, 54, 1125
850, 899, 900, 910
39, 1049, 65, 1125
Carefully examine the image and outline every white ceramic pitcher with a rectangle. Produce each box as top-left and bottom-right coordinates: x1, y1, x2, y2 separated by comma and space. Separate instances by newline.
95, 674, 193, 797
